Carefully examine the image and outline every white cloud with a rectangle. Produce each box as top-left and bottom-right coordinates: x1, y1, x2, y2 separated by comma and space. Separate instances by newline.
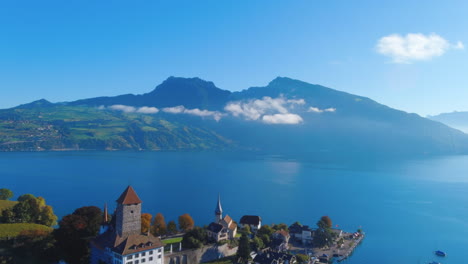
137, 106, 159, 114
287, 99, 306, 105
224, 96, 307, 125
109, 104, 136, 113
162, 106, 185, 114
224, 96, 301, 120
107, 105, 160, 114
162, 105, 223, 121
308, 106, 336, 113
376, 33, 464, 63
262, 114, 303, 125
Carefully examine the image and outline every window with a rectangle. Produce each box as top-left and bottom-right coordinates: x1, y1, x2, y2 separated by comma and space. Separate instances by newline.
128, 255, 133, 260
158, 249, 162, 253
158, 255, 161, 259
149, 250, 153, 255
142, 252, 146, 256
149, 257, 153, 261
135, 260, 139, 264
135, 254, 139, 258
142, 259, 146, 263
127, 262, 133, 264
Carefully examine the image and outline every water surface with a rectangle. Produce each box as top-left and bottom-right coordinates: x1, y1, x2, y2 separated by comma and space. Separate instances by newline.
1, 151, 467, 264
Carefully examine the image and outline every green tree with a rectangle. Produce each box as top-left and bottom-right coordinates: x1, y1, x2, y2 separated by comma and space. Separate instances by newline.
178, 213, 194, 232
141, 213, 152, 234
181, 227, 207, 249
0, 208, 14, 223
167, 220, 178, 234
251, 236, 264, 251
152, 213, 167, 237
296, 254, 309, 264
17, 194, 35, 202
272, 223, 288, 231
240, 225, 251, 236
0, 188, 13, 200
237, 233, 251, 263
38, 205, 58, 227
314, 216, 334, 248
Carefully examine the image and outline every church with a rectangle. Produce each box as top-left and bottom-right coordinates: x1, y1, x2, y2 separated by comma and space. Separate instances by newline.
90, 186, 165, 264
206, 195, 237, 242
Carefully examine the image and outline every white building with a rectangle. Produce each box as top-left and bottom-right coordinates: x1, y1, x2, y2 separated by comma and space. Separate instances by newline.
91, 186, 164, 264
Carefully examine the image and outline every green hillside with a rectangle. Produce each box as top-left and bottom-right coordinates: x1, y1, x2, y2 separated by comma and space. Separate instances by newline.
0, 105, 233, 151
0, 223, 52, 239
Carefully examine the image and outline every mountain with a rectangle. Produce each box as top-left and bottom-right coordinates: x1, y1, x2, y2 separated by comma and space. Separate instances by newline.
428, 112, 468, 133
1, 76, 468, 156
69, 77, 231, 110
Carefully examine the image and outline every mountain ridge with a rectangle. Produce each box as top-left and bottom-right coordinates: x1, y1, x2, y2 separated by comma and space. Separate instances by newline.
2, 76, 468, 156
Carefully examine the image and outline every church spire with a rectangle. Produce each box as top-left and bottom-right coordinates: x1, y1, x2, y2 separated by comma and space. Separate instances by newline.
215, 193, 222, 222
104, 203, 108, 223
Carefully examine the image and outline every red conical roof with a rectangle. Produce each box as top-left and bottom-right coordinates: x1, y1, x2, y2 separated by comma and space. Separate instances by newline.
116, 186, 142, 205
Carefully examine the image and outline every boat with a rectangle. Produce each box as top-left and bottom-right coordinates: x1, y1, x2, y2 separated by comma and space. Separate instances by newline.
435, 250, 446, 257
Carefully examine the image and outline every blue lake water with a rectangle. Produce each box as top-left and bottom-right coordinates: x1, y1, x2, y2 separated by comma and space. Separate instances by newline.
1, 151, 468, 264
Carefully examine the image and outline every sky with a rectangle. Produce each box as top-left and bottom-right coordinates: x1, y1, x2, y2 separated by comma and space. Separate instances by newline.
1, 0, 468, 116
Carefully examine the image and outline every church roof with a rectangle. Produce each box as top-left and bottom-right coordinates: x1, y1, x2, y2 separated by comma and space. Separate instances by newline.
215, 194, 222, 214
116, 186, 142, 205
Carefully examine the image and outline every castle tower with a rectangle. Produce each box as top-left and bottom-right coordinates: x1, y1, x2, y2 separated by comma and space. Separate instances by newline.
115, 185, 142, 237
215, 193, 223, 223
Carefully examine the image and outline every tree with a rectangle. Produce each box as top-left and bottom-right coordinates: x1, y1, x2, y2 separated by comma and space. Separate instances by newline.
240, 225, 251, 236
141, 213, 152, 234
152, 213, 167, 236
54, 206, 103, 264
257, 225, 273, 237
17, 194, 35, 202
178, 213, 194, 232
296, 254, 309, 264
237, 233, 251, 263
314, 216, 334, 248
181, 227, 207, 249
318, 216, 332, 229
273, 223, 288, 231
0, 188, 13, 200
167, 220, 178, 234
38, 205, 58, 227
251, 236, 264, 251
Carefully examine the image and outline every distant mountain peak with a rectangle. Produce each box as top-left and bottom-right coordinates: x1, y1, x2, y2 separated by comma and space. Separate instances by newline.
15, 99, 53, 109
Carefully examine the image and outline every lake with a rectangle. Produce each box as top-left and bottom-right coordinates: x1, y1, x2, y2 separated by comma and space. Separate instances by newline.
1, 151, 467, 264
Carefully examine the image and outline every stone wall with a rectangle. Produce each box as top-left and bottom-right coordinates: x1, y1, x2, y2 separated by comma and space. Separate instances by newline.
165, 244, 238, 264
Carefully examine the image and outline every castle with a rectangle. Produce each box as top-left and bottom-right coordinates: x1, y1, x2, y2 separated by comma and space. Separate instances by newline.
90, 186, 164, 264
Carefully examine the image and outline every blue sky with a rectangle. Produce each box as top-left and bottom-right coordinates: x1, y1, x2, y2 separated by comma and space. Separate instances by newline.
1, 0, 467, 116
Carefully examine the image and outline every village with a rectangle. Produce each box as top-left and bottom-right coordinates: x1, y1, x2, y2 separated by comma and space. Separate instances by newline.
91, 186, 365, 264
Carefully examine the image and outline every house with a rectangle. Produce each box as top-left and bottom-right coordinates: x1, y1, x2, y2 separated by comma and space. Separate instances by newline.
90, 186, 164, 264
206, 195, 237, 242
239, 215, 262, 232
272, 230, 290, 251
288, 223, 313, 245
253, 250, 296, 264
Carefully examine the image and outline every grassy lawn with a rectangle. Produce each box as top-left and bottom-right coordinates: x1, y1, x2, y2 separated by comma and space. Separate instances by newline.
0, 200, 17, 212
162, 237, 183, 244
0, 223, 52, 239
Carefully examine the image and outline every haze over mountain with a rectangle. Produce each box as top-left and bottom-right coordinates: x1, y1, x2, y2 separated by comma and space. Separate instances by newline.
1, 77, 468, 156
428, 112, 468, 133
